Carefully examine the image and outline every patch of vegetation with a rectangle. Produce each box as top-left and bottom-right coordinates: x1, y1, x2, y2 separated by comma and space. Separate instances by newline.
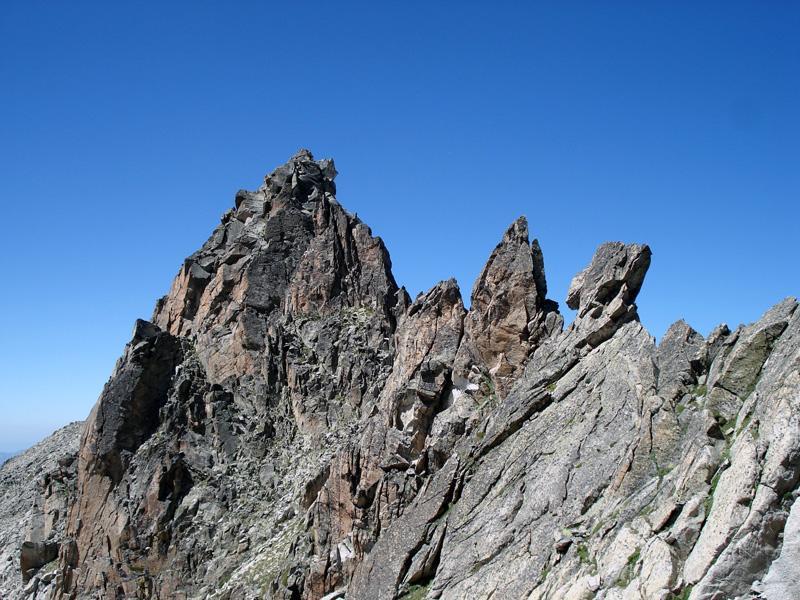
400, 582, 432, 600
484, 376, 498, 404
476, 374, 499, 408
575, 543, 597, 573
627, 547, 641, 565
540, 565, 551, 582
693, 383, 708, 397
615, 547, 641, 588
650, 451, 672, 481
743, 378, 759, 400
736, 413, 752, 436
218, 568, 234, 588
590, 519, 605, 536
668, 585, 693, 600
576, 543, 590, 563
547, 382, 557, 392
638, 502, 655, 517
676, 403, 686, 415
735, 413, 760, 441
241, 517, 305, 594
704, 469, 723, 515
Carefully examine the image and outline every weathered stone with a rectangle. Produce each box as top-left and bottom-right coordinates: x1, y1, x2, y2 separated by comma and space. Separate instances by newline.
657, 319, 705, 400
704, 298, 796, 422
348, 458, 459, 599
566, 241, 651, 349
0, 422, 82, 599
21, 541, 59, 582
453, 217, 560, 399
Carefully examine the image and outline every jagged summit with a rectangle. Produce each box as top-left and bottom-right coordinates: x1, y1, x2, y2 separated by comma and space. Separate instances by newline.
456, 213, 562, 397
3, 152, 798, 600
230, 150, 338, 224
290, 148, 316, 160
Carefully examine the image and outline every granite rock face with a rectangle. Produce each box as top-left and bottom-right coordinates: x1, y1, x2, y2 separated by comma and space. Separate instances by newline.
2, 151, 798, 600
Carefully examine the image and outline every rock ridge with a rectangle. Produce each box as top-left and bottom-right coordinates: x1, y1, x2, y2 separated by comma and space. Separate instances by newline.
1, 152, 797, 600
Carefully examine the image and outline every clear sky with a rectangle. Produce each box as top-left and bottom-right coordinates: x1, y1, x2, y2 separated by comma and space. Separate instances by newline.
1, 2, 798, 450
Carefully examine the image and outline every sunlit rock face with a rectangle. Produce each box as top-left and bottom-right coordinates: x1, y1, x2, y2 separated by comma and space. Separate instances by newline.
2, 151, 797, 600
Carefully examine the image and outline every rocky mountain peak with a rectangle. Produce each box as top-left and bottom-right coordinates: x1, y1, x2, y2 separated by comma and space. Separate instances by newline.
259, 149, 337, 209
470, 216, 547, 311
454, 215, 561, 398
290, 148, 316, 161
5, 153, 798, 600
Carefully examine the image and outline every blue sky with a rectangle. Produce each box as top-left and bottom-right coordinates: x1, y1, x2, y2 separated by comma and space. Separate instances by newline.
1, 2, 798, 450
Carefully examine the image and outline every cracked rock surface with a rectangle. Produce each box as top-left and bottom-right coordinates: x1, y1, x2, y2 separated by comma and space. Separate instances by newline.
1, 151, 797, 600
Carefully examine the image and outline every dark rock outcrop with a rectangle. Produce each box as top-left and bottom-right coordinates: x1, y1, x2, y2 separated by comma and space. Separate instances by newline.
1, 152, 797, 600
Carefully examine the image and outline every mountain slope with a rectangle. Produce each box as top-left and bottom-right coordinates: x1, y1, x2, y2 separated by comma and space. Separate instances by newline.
0, 422, 82, 598
2, 151, 797, 600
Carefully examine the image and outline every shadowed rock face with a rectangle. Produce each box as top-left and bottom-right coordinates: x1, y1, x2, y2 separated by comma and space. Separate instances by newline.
3, 152, 798, 600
